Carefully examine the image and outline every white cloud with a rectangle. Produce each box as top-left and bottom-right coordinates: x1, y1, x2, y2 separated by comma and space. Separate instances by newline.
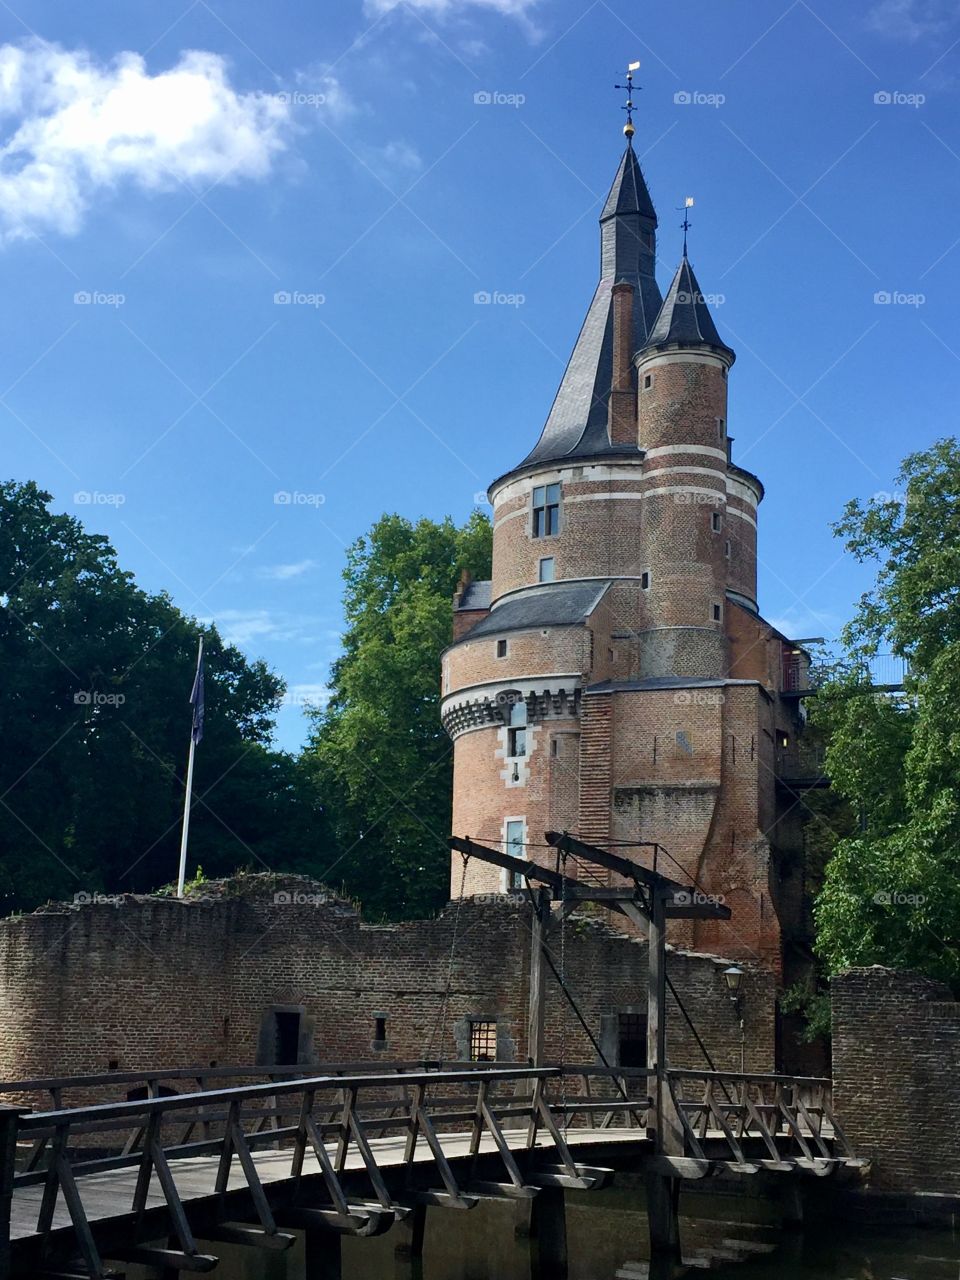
365, 0, 540, 20
211, 609, 301, 646
0, 40, 303, 242
257, 559, 317, 581
866, 0, 954, 40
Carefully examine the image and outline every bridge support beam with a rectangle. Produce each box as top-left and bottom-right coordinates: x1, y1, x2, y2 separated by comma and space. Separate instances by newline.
529, 1186, 567, 1278
644, 1171, 681, 1263
394, 1202, 426, 1261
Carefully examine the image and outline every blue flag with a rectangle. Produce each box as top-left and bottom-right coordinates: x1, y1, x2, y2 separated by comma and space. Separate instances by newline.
190, 641, 204, 745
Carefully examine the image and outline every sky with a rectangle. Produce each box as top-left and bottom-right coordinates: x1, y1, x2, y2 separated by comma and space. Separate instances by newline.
2, 0, 957, 751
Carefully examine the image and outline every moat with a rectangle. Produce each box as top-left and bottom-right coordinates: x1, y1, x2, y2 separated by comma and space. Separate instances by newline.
123, 1188, 960, 1280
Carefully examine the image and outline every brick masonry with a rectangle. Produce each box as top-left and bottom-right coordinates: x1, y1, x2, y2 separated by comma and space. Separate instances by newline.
832, 966, 960, 1193
0, 875, 775, 1098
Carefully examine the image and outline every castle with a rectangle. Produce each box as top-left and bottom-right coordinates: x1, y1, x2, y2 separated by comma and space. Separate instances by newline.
442, 131, 812, 983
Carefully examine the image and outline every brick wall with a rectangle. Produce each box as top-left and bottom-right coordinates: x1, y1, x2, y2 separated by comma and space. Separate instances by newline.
0, 876, 776, 1093
832, 966, 960, 1193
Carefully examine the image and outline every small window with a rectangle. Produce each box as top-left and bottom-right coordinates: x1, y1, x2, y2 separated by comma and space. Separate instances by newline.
508, 699, 527, 757
470, 1020, 498, 1062
711, 512, 722, 533
505, 819, 525, 888
640, 571, 650, 590
712, 602, 722, 622
618, 1013, 648, 1068
496, 639, 507, 658
721, 366, 728, 380
539, 556, 555, 583
550, 737, 559, 757
716, 417, 725, 440
107, 1059, 119, 1073
724, 539, 731, 559
532, 483, 561, 538
643, 373, 653, 390
274, 1010, 302, 1066
374, 1016, 387, 1044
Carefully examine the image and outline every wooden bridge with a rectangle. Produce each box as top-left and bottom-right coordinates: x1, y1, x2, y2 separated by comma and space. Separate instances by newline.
0, 1058, 863, 1279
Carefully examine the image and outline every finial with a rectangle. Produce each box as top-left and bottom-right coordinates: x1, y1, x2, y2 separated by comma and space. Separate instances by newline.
679, 196, 694, 256
614, 60, 641, 141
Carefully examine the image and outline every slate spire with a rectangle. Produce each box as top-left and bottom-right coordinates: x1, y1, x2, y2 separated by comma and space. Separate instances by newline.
642, 254, 735, 364
514, 140, 664, 471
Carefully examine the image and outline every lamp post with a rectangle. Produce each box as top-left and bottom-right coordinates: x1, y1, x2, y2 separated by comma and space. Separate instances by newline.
722, 966, 746, 1073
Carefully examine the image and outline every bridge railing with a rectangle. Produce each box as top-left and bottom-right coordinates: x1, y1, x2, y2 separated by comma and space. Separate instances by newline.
667, 1069, 856, 1167
4, 1063, 645, 1278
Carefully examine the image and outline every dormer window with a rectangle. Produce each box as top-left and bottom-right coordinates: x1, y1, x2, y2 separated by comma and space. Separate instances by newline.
532, 483, 561, 538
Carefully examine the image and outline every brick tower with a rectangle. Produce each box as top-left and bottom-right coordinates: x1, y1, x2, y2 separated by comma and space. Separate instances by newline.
441, 135, 810, 979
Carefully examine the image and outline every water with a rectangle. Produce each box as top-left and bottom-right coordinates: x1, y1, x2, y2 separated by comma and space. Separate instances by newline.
157, 1184, 960, 1280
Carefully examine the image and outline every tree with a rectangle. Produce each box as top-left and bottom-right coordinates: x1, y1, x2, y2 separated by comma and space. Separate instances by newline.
0, 480, 324, 911
810, 439, 960, 986
305, 511, 492, 920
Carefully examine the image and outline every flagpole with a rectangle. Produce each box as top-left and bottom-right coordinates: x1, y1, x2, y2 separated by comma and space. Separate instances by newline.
177, 636, 203, 898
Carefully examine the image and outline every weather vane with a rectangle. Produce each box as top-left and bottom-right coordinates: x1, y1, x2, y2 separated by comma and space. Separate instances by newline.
614, 61, 641, 140
678, 196, 694, 255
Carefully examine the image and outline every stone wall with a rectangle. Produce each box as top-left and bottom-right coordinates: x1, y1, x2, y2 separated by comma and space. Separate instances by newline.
0, 875, 775, 1093
832, 966, 960, 1193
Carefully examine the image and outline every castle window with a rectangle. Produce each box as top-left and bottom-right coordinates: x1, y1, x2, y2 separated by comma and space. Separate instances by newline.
539, 556, 555, 583
711, 512, 722, 533
505, 817, 525, 887
532, 483, 561, 538
712, 602, 723, 622
643, 373, 653, 390
496, 639, 508, 658
469, 1020, 498, 1062
374, 1016, 387, 1045
716, 417, 725, 440
508, 699, 527, 757
640, 571, 651, 590
725, 539, 731, 559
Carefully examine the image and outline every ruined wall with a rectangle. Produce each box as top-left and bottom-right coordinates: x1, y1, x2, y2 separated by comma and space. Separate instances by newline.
832, 966, 960, 1194
0, 876, 775, 1089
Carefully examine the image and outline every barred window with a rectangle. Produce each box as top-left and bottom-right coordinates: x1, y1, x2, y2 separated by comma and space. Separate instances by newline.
470, 1020, 498, 1062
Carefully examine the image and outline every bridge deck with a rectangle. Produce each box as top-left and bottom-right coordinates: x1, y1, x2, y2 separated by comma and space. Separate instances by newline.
10, 1125, 643, 1241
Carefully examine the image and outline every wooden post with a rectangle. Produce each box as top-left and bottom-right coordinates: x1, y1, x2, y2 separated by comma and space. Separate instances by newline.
304, 1228, 342, 1279
0, 1106, 24, 1280
527, 887, 550, 1066
529, 1185, 568, 1278
394, 1202, 427, 1260
646, 891, 682, 1262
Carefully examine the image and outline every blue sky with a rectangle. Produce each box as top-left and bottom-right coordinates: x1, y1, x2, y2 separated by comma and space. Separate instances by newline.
3, 0, 957, 749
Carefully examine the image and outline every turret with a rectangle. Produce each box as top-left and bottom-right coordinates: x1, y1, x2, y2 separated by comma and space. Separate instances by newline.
636, 256, 736, 678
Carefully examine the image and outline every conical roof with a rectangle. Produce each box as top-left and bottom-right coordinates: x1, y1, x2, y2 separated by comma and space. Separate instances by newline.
642, 255, 735, 361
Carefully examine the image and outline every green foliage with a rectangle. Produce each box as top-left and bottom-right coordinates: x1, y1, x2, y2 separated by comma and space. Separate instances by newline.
779, 979, 832, 1042
305, 511, 492, 920
0, 480, 325, 912
810, 440, 960, 986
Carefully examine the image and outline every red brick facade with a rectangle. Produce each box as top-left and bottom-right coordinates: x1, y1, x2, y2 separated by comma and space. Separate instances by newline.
443, 146, 810, 984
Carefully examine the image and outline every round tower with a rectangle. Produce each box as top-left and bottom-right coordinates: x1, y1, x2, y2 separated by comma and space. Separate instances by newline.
635, 256, 737, 679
